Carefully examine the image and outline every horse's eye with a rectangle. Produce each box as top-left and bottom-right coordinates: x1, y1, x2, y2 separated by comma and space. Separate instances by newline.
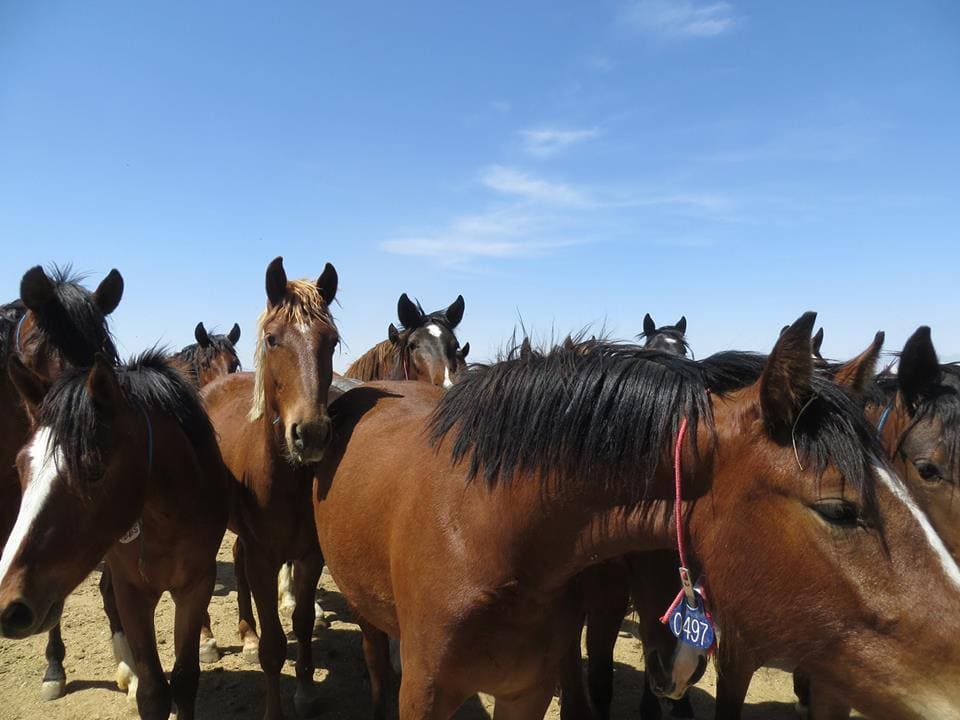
408, 342, 417, 351
811, 499, 863, 528
914, 459, 943, 484
266, 334, 278, 348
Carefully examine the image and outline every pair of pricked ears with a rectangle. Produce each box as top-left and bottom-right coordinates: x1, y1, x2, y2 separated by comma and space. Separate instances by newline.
643, 313, 686, 337
265, 256, 338, 308
195, 322, 241, 348
397, 293, 465, 331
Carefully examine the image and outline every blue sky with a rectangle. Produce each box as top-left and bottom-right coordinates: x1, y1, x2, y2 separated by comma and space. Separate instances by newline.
1, 1, 958, 370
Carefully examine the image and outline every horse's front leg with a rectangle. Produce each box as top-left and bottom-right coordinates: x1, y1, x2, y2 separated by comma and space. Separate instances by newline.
40, 623, 66, 701
234, 535, 260, 664
245, 547, 287, 720
291, 552, 325, 717
111, 568, 169, 720
101, 564, 139, 701
170, 569, 217, 720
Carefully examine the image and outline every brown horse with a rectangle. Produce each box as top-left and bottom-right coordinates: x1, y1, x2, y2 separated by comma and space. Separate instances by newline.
790, 326, 960, 720
0, 351, 229, 720
201, 256, 338, 720
314, 312, 960, 720
0, 265, 123, 701
345, 293, 468, 387
169, 321, 242, 388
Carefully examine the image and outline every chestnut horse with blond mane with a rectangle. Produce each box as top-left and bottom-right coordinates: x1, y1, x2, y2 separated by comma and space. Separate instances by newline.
314, 312, 960, 720
201, 256, 338, 720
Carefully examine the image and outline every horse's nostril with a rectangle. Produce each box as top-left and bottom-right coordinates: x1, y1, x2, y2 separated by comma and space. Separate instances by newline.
1, 600, 36, 635
290, 423, 304, 449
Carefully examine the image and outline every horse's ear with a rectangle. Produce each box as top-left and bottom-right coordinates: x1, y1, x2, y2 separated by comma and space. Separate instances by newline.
643, 313, 656, 336
899, 326, 940, 411
811, 327, 825, 356
93, 269, 124, 315
397, 294, 422, 329
227, 323, 241, 345
85, 354, 125, 419
460, 341, 470, 359
265, 257, 287, 307
388, 323, 400, 345
760, 312, 817, 431
676, 316, 687, 335
8, 356, 50, 424
834, 331, 884, 399
20, 266, 57, 314
316, 263, 338, 305
779, 325, 789, 337
194, 322, 211, 348
444, 295, 465, 329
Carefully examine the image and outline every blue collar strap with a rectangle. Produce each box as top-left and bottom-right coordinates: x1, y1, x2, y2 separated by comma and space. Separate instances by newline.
876, 402, 894, 434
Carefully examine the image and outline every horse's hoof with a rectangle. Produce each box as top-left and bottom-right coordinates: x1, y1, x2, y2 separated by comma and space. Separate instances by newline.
294, 686, 322, 718
116, 660, 136, 692
40, 678, 66, 701
126, 673, 139, 703
242, 641, 260, 665
199, 637, 220, 664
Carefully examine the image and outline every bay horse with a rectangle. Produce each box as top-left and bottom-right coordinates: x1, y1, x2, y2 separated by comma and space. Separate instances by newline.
344, 293, 467, 388
201, 256, 338, 720
640, 313, 689, 355
0, 265, 123, 702
314, 312, 960, 720
789, 326, 960, 720
0, 350, 229, 720
169, 322, 242, 388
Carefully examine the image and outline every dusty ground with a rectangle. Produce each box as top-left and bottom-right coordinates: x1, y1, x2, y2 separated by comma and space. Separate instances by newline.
1, 532, 810, 720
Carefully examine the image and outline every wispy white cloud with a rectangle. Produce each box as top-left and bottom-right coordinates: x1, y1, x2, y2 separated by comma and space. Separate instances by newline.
480, 165, 589, 206
621, 0, 738, 38
381, 209, 581, 266
519, 126, 601, 157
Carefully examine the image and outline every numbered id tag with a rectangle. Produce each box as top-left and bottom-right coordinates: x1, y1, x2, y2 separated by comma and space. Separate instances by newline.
668, 591, 715, 651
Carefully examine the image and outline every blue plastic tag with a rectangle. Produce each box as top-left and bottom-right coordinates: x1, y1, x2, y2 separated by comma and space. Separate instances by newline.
668, 592, 715, 651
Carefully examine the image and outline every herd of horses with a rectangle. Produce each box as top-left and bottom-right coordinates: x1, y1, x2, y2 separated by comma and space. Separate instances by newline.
0, 258, 958, 720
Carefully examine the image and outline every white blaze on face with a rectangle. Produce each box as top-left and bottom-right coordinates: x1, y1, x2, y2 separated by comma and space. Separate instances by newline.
0, 428, 61, 587
875, 464, 960, 591
442, 366, 453, 389
426, 324, 443, 338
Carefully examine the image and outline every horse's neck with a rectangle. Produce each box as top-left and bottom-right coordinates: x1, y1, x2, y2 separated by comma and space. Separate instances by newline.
455, 477, 679, 594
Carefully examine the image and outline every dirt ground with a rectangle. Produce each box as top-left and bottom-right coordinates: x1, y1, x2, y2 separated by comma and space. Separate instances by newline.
1, 532, 812, 720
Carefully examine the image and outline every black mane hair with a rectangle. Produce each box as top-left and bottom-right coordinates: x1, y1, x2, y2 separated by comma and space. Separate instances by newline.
29, 266, 119, 367
38, 349, 214, 483
0, 299, 26, 367
430, 340, 882, 509
172, 334, 241, 387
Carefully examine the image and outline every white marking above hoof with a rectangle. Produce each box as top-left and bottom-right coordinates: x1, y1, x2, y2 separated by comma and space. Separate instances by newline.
199, 636, 220, 664
40, 678, 66, 701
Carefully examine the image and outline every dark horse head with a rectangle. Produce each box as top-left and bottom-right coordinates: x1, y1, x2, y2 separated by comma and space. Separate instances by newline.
388, 294, 467, 388
640, 313, 689, 357
14, 265, 123, 377
171, 322, 242, 388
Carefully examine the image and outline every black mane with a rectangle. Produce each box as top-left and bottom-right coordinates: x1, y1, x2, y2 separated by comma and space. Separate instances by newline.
38, 349, 214, 483
172, 334, 240, 387
402, 299, 455, 332
430, 340, 881, 508
896, 363, 960, 474
29, 266, 119, 367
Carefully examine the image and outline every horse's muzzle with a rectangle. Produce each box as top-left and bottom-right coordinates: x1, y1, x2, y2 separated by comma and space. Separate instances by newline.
0, 596, 64, 639
289, 416, 332, 465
